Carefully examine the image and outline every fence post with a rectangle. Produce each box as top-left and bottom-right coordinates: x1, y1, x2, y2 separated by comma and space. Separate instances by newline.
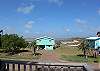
7, 64, 9, 71
48, 66, 50, 71
30, 64, 32, 71
24, 64, 26, 71
68, 66, 70, 71
54, 67, 57, 71
18, 64, 20, 71
61, 67, 63, 71
42, 65, 44, 71
35, 65, 38, 71
12, 64, 15, 71
0, 63, 6, 71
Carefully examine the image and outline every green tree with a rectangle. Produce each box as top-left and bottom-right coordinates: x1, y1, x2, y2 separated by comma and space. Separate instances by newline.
78, 40, 90, 58
32, 40, 37, 55
54, 40, 61, 49
28, 40, 37, 55
1, 34, 28, 54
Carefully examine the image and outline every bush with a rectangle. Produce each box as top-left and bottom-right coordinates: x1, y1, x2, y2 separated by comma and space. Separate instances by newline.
0, 34, 28, 54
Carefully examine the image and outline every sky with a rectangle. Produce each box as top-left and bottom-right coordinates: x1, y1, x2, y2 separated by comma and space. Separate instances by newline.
0, 0, 100, 38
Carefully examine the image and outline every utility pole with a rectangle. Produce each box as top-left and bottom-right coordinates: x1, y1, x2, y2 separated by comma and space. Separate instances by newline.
0, 30, 3, 48
0, 34, 1, 47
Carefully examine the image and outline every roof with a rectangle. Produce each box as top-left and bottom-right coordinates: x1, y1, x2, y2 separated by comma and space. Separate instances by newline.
36, 36, 54, 40
86, 37, 100, 40
97, 32, 100, 35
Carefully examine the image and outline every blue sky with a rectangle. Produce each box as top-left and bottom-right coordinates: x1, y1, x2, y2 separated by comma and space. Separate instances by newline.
0, 0, 100, 38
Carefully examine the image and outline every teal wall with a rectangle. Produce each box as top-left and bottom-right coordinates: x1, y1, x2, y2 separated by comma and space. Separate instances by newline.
36, 36, 55, 50
87, 38, 100, 49
36, 38, 55, 45
88, 40, 95, 48
95, 39, 100, 49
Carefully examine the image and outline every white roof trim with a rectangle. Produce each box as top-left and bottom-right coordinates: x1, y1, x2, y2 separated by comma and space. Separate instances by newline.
86, 37, 100, 40
36, 36, 54, 40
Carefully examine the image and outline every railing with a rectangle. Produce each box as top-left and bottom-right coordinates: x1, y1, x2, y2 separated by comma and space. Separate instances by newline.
0, 59, 93, 71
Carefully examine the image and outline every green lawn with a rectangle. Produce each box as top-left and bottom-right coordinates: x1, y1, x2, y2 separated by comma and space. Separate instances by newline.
0, 48, 40, 60
0, 53, 39, 60
54, 44, 82, 56
54, 44, 100, 63
61, 55, 100, 63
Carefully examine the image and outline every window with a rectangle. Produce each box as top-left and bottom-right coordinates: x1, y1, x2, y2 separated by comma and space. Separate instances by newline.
47, 45, 51, 47
49, 40, 51, 42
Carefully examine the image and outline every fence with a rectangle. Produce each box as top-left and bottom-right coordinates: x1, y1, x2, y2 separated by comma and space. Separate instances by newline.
0, 59, 93, 71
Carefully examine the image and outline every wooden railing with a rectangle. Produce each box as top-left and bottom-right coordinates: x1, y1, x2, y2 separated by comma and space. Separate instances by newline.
0, 59, 93, 71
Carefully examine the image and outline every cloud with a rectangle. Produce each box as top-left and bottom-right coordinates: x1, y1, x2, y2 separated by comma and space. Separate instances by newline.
17, 4, 35, 14
97, 8, 100, 15
75, 18, 90, 33
64, 28, 70, 32
48, 0, 64, 6
75, 18, 87, 28
25, 21, 34, 29
25, 30, 30, 33
75, 18, 86, 24
63, 27, 70, 32
48, 32, 55, 35
35, 32, 40, 34
75, 18, 100, 34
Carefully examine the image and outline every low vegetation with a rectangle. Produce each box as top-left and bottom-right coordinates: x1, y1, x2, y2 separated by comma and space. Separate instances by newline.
0, 34, 28, 55
0, 34, 100, 63
61, 55, 100, 63
57, 44, 100, 63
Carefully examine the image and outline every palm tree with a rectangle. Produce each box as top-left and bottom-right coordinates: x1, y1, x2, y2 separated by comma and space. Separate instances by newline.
54, 40, 61, 49
78, 40, 90, 58
27, 40, 37, 55
32, 40, 37, 55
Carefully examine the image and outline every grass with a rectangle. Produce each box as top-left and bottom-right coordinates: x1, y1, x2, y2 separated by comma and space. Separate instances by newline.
0, 48, 40, 60
54, 44, 82, 56
0, 54, 40, 60
54, 44, 100, 63
0, 44, 100, 63
61, 55, 100, 63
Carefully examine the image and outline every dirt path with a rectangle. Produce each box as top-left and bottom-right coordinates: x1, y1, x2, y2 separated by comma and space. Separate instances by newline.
37, 50, 100, 70
89, 63, 100, 71
38, 50, 61, 63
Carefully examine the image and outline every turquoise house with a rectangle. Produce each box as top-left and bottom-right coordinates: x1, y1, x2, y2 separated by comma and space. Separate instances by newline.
86, 37, 100, 49
36, 36, 55, 50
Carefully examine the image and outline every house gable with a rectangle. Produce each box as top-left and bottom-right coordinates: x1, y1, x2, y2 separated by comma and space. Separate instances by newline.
36, 36, 55, 45
86, 37, 100, 49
